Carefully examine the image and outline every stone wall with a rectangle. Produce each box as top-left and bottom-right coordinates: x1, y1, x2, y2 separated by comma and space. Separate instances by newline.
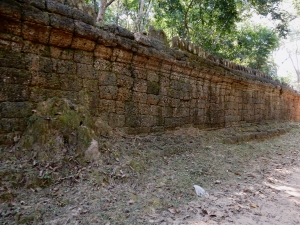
1, 0, 300, 146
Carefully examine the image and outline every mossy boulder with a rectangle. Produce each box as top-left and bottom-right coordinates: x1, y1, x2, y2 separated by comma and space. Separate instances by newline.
14, 98, 103, 164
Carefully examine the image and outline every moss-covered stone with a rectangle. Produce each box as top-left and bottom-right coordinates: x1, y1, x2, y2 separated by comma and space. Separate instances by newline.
14, 97, 101, 164
147, 81, 160, 95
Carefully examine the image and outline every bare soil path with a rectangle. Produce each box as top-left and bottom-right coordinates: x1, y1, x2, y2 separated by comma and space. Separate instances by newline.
1, 122, 300, 224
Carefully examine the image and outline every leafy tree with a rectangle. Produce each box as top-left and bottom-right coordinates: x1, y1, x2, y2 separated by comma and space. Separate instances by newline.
153, 0, 239, 41
216, 25, 280, 71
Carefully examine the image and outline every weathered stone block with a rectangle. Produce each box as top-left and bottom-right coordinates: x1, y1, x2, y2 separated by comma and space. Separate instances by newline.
0, 0, 21, 20
136, 45, 154, 57
133, 79, 147, 93
82, 79, 98, 92
112, 62, 131, 76
164, 117, 181, 128
94, 58, 111, 72
49, 27, 70, 46
0, 102, 32, 118
22, 5, 49, 25
74, 20, 98, 41
0, 67, 31, 85
117, 75, 134, 88
138, 103, 150, 115
117, 88, 131, 102
17, 0, 46, 10
52, 59, 76, 74
38, 57, 52, 73
0, 84, 29, 102
147, 81, 160, 95
49, 13, 74, 32
162, 106, 173, 117
173, 107, 189, 118
115, 101, 125, 114
74, 50, 93, 64
132, 55, 146, 68
46, 0, 72, 17
116, 35, 136, 51
99, 86, 118, 100
94, 45, 113, 60
150, 105, 160, 116
151, 126, 164, 133
103, 25, 134, 40
43, 72, 61, 89
170, 98, 180, 108
108, 113, 125, 127
25, 53, 39, 71
141, 115, 156, 127
168, 89, 181, 99
50, 46, 74, 60
133, 91, 147, 104
147, 94, 160, 105
0, 16, 22, 36
124, 101, 141, 127
0, 50, 25, 69
99, 72, 116, 86
131, 69, 146, 80
72, 8, 94, 25
97, 30, 117, 47
22, 21, 51, 44
98, 99, 115, 113
145, 58, 160, 71
0, 36, 23, 52
27, 86, 47, 102
61, 74, 82, 91
71, 37, 95, 51
112, 48, 133, 63
147, 71, 159, 82
22, 40, 50, 56
0, 118, 27, 133
77, 63, 97, 79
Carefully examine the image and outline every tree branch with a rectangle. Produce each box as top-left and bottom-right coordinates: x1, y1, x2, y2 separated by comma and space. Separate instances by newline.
106, 0, 116, 8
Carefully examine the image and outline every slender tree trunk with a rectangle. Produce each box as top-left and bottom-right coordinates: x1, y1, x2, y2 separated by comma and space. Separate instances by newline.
140, 0, 153, 32
97, 0, 116, 25
116, 0, 120, 26
134, 0, 145, 32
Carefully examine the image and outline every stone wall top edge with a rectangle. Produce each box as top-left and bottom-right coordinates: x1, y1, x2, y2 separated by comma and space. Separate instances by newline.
1, 0, 299, 96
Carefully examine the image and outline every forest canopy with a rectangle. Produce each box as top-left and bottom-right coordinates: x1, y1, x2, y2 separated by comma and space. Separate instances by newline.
86, 0, 299, 78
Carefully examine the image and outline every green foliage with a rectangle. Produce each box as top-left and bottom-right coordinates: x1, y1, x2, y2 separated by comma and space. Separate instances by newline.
154, 0, 238, 40
215, 24, 280, 71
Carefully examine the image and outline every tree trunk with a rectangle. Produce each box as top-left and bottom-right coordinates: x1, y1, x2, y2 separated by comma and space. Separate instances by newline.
96, 0, 116, 25
134, 0, 145, 32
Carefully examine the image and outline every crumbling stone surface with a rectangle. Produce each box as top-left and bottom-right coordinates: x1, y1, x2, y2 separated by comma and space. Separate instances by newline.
0, 0, 300, 147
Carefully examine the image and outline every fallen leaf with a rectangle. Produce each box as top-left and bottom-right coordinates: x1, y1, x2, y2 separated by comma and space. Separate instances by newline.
168, 208, 180, 214
250, 203, 259, 208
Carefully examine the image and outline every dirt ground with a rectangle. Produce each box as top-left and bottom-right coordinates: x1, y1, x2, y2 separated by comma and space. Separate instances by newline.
1, 122, 300, 225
